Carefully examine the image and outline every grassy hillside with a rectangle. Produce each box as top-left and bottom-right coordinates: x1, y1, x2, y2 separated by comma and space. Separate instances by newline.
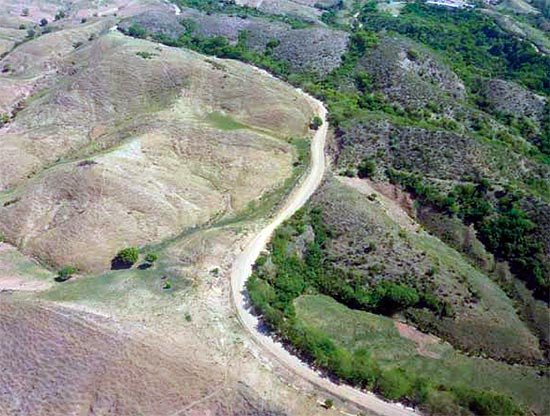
296, 294, 549, 415
247, 180, 548, 414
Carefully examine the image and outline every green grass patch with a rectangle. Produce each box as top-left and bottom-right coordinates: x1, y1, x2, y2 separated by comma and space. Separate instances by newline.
295, 294, 549, 414
41, 261, 191, 305
206, 112, 247, 131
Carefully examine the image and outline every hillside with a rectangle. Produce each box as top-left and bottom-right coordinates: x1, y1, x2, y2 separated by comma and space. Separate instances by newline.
1, 0, 549, 415
0, 1, 334, 415
0, 25, 315, 272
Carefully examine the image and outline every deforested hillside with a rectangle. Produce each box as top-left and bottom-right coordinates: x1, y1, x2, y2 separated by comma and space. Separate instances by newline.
0, 27, 315, 272
119, 7, 349, 76
0, 298, 285, 416
0, 1, 333, 415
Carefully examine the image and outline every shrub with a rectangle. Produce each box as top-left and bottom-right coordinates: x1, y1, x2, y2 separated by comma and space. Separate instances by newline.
370, 281, 420, 314
54, 10, 66, 21
350, 348, 380, 388
310, 115, 323, 130
39, 18, 48, 27
57, 266, 76, 282
357, 158, 376, 178
0, 113, 10, 126
451, 387, 524, 416
407, 48, 419, 61
127, 23, 147, 38
376, 368, 413, 400
136, 51, 155, 59
112, 247, 139, 269
323, 399, 334, 409
266, 38, 280, 50
145, 253, 158, 264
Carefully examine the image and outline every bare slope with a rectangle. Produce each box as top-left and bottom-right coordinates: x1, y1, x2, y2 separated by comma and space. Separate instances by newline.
0, 31, 315, 272
0, 298, 287, 416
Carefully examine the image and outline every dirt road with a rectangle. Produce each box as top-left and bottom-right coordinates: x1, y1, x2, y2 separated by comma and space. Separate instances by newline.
230, 88, 417, 416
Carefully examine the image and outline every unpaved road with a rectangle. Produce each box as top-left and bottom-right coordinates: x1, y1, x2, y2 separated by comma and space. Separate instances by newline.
230, 87, 417, 416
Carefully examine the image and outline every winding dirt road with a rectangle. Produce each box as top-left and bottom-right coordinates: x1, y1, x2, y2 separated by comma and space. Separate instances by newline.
230, 88, 417, 416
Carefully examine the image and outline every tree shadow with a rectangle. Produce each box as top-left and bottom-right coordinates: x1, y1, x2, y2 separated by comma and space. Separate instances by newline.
111, 258, 133, 270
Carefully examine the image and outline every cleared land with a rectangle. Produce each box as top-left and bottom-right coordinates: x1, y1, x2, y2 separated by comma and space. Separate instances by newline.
0, 27, 314, 272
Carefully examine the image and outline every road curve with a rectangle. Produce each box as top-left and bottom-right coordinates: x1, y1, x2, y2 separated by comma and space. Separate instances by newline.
230, 82, 417, 416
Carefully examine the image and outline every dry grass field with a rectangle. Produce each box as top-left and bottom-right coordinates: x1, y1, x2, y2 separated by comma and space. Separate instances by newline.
0, 22, 314, 272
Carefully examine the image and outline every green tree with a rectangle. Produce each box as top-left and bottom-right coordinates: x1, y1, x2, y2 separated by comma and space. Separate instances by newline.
113, 247, 139, 268
145, 253, 159, 263
357, 158, 376, 178
310, 115, 323, 130
128, 23, 146, 38
57, 266, 77, 282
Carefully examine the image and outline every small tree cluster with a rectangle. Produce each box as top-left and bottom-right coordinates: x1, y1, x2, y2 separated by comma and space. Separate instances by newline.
127, 23, 147, 39
57, 266, 77, 282
112, 247, 139, 269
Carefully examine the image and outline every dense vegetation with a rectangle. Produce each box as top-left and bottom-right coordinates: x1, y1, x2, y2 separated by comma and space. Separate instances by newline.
387, 170, 549, 300
360, 2, 550, 95
247, 208, 524, 415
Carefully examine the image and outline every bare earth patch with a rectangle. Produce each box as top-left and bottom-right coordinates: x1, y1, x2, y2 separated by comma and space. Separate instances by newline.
337, 176, 419, 231
395, 320, 443, 359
